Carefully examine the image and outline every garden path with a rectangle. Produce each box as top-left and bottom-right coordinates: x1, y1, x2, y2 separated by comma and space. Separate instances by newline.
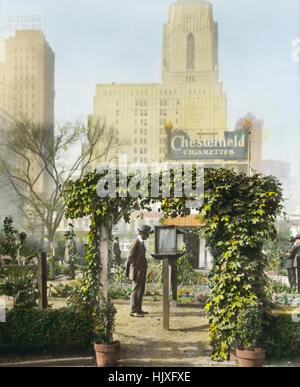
113, 299, 237, 367
2, 274, 300, 367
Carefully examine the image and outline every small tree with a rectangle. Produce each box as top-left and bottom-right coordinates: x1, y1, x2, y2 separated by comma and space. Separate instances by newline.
0, 119, 120, 278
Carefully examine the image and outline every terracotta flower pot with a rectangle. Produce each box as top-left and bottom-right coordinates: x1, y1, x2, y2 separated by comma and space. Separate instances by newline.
94, 341, 120, 367
236, 348, 266, 367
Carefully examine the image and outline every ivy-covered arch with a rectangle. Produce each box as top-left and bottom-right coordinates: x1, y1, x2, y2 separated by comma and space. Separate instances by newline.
62, 167, 283, 360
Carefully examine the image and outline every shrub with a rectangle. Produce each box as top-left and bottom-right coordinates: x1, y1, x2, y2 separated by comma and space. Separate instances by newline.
263, 312, 300, 360
93, 301, 117, 344
51, 283, 74, 298
177, 251, 208, 286
0, 306, 94, 354
235, 302, 264, 349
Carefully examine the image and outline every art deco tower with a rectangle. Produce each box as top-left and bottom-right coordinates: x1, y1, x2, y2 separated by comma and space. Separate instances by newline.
92, 0, 227, 165
163, 0, 219, 83
162, 0, 226, 135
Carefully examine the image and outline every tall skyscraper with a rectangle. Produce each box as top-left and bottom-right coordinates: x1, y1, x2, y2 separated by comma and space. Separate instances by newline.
0, 29, 55, 229
92, 0, 228, 166
0, 29, 55, 126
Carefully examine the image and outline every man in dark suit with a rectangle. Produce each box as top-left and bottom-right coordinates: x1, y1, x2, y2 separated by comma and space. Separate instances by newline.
126, 225, 153, 317
287, 235, 300, 291
113, 236, 122, 266
64, 230, 77, 280
285, 236, 297, 289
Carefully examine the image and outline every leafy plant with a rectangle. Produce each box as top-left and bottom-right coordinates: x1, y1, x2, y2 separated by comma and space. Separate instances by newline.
161, 169, 283, 360
0, 216, 27, 259
146, 260, 162, 284
51, 283, 74, 298
62, 167, 283, 361
263, 229, 291, 271
93, 301, 117, 344
177, 251, 207, 286
0, 306, 94, 354
109, 266, 132, 299
66, 278, 95, 313
236, 303, 264, 350
265, 277, 296, 295
0, 217, 38, 307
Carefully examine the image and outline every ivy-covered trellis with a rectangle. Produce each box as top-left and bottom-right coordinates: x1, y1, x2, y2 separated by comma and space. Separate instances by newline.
62, 170, 154, 302
62, 167, 283, 360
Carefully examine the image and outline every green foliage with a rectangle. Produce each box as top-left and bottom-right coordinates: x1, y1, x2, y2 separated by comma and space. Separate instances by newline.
177, 251, 207, 286
236, 302, 264, 349
62, 169, 156, 344
109, 265, 131, 300
62, 170, 153, 225
266, 278, 296, 296
0, 306, 94, 354
62, 167, 283, 360
51, 283, 74, 298
0, 216, 27, 259
92, 301, 117, 344
146, 260, 162, 284
0, 217, 38, 307
66, 216, 100, 309
263, 229, 291, 271
66, 278, 96, 313
200, 170, 283, 360
263, 313, 300, 359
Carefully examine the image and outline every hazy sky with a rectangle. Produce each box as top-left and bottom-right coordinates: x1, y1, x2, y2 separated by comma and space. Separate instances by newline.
0, 0, 299, 174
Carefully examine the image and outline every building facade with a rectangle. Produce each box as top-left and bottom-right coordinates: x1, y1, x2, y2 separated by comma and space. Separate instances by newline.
92, 0, 228, 166
0, 29, 55, 126
0, 29, 55, 229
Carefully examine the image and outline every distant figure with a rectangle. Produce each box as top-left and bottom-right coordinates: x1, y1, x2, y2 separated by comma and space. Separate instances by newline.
113, 236, 122, 266
287, 235, 300, 290
64, 231, 77, 280
125, 225, 153, 317
285, 236, 297, 289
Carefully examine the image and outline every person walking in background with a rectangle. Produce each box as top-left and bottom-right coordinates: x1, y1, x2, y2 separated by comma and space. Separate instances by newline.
113, 236, 122, 266
285, 236, 297, 289
125, 225, 153, 317
287, 235, 300, 291
64, 230, 77, 280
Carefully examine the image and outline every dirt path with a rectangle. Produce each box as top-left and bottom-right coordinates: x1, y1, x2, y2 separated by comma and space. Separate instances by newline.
2, 296, 300, 367
113, 299, 236, 367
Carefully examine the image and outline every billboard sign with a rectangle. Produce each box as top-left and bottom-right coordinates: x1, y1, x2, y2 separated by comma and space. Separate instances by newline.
168, 128, 248, 160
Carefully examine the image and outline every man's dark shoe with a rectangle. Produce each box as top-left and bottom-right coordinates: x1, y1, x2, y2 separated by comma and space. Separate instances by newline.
130, 312, 144, 317
139, 310, 149, 315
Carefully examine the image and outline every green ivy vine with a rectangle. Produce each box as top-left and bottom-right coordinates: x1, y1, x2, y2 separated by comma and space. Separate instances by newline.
62, 167, 283, 360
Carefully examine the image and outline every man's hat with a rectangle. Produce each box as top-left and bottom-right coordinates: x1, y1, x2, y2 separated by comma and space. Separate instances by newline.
137, 225, 154, 234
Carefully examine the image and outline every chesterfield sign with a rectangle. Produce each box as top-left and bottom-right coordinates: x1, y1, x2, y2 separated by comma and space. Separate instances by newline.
168, 129, 248, 160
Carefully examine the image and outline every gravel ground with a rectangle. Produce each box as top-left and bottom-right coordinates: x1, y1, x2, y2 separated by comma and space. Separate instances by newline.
1, 272, 300, 367
113, 298, 237, 367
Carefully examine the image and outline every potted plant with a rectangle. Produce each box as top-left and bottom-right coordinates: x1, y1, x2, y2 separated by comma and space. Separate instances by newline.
93, 300, 120, 367
235, 302, 266, 367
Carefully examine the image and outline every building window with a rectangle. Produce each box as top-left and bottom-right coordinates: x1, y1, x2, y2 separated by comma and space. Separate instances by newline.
187, 33, 195, 70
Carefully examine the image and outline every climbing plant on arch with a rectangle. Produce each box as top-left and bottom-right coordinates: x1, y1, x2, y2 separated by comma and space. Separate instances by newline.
62, 167, 283, 360
162, 168, 283, 360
